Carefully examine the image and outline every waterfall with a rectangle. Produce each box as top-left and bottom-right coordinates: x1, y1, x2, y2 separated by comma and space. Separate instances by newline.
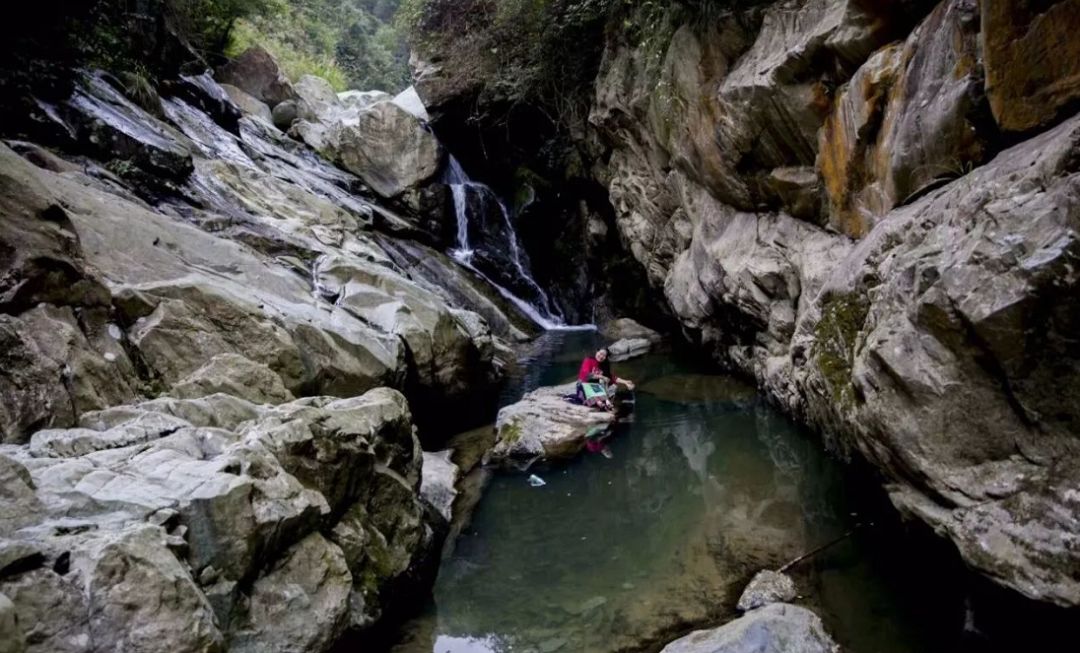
444, 156, 594, 331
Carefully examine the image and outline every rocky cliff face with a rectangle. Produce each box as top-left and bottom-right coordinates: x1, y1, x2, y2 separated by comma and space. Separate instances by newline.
416, 0, 1080, 608
587, 0, 1080, 608
0, 52, 544, 650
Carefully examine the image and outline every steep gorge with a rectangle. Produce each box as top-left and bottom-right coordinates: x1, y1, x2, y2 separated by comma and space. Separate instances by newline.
411, 0, 1080, 610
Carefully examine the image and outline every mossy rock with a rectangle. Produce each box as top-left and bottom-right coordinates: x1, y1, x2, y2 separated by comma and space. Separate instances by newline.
812, 292, 870, 409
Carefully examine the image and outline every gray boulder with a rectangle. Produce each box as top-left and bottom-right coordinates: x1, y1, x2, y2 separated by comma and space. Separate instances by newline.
601, 317, 662, 343
659, 603, 838, 653
737, 570, 797, 611
220, 83, 273, 124
490, 384, 616, 463
215, 46, 297, 108
271, 99, 300, 131
608, 337, 652, 362
317, 100, 443, 199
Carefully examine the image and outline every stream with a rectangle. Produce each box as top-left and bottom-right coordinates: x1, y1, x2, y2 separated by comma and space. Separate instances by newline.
382, 331, 985, 653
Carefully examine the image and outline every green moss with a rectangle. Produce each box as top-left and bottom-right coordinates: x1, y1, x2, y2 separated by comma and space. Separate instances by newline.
813, 293, 870, 409
501, 419, 523, 444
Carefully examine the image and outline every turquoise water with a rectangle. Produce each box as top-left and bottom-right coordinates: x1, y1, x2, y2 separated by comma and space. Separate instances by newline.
385, 332, 1018, 653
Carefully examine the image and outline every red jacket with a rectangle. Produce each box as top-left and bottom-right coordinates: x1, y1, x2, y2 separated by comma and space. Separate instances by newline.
578, 357, 616, 383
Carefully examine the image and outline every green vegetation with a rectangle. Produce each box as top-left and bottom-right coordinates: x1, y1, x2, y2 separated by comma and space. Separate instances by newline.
813, 293, 870, 409
1, 0, 274, 103
228, 0, 411, 92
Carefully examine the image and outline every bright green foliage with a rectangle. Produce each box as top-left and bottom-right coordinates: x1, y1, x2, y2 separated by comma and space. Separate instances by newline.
228, 0, 411, 93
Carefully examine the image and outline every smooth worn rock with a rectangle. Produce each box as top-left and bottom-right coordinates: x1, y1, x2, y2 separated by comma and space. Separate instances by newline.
220, 83, 273, 124
601, 318, 662, 343
659, 603, 838, 653
421, 450, 458, 522
313, 254, 492, 402
392, 86, 430, 122
737, 570, 797, 611
607, 337, 652, 362
171, 353, 295, 405
981, 0, 1080, 132
490, 384, 616, 463
215, 46, 297, 108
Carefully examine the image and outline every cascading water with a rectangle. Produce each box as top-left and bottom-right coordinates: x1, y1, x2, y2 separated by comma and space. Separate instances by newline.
444, 156, 593, 331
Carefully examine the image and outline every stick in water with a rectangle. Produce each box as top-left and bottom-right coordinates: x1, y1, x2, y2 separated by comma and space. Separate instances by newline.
778, 522, 870, 574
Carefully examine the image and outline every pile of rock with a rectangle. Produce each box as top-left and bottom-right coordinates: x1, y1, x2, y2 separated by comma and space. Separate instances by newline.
0, 388, 440, 652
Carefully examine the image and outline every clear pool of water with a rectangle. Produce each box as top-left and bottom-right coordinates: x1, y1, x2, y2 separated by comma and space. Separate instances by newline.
384, 332, 1041, 653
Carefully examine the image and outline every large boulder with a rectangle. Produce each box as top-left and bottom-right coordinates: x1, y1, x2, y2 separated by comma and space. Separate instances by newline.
601, 317, 662, 343
490, 384, 616, 463
311, 99, 444, 199
220, 83, 273, 124
659, 603, 838, 653
215, 46, 297, 108
607, 337, 652, 362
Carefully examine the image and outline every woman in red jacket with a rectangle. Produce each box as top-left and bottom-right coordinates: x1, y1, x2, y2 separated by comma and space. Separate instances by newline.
577, 347, 635, 409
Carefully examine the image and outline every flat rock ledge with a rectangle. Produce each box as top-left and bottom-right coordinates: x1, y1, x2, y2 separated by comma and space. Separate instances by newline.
488, 384, 616, 464
659, 603, 839, 653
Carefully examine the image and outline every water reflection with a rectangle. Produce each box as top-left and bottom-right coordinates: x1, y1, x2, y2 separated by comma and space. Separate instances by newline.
390, 334, 852, 653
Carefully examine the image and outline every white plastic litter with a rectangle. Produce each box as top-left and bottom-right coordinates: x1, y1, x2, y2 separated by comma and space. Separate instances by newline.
527, 474, 546, 487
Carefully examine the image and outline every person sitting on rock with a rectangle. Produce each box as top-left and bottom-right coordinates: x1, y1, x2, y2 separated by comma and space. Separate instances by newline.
577, 347, 634, 410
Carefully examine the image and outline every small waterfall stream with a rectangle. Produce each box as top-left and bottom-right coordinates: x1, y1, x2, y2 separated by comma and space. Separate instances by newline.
444, 156, 592, 331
